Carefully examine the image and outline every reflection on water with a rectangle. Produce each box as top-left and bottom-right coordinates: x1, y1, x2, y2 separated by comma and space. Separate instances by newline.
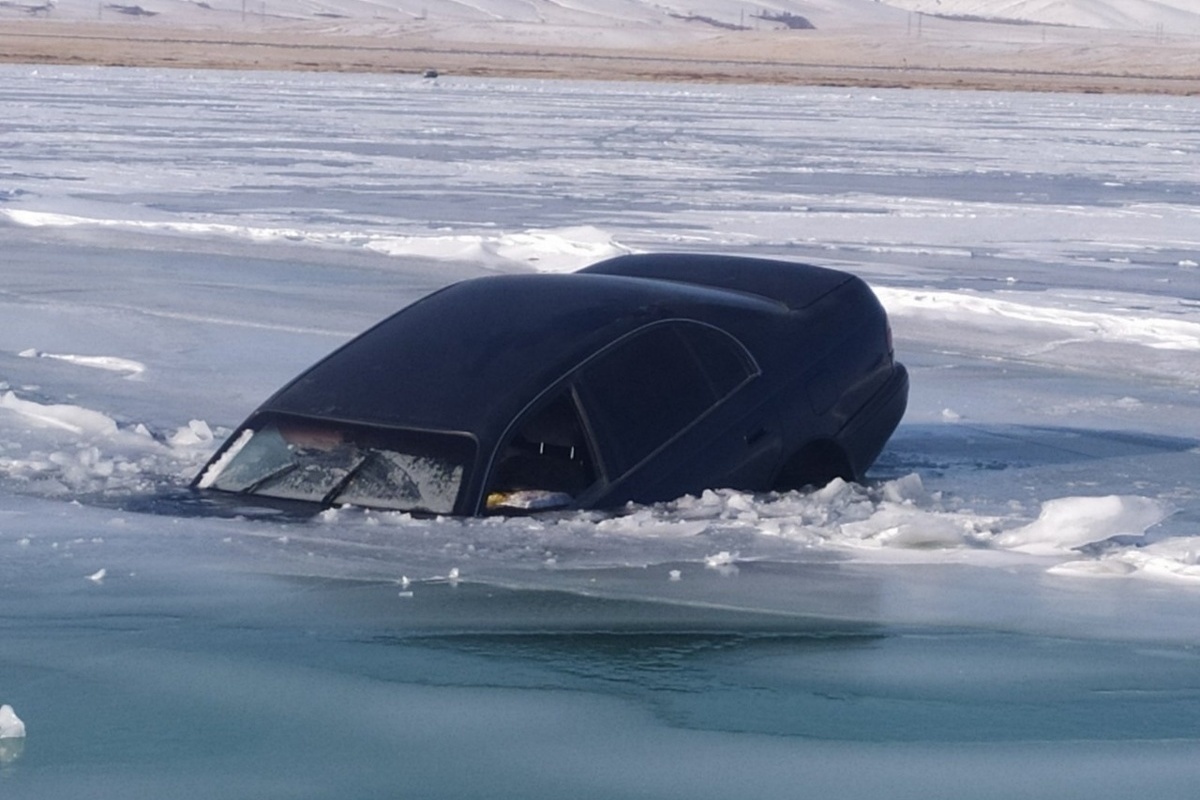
0, 737, 24, 768
367, 624, 1200, 743
406, 631, 885, 737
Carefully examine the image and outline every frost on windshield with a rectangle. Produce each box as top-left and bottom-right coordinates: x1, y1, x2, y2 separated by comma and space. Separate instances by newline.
202, 415, 471, 514
336, 449, 464, 512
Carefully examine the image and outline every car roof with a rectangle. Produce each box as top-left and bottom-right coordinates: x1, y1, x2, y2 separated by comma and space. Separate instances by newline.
579, 252, 854, 311
260, 255, 854, 440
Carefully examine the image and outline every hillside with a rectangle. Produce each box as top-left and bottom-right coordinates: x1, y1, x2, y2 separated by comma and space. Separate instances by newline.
1, 0, 1198, 93
880, 0, 1200, 35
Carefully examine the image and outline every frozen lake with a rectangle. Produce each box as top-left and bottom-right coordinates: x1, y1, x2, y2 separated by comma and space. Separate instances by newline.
2, 65, 1200, 797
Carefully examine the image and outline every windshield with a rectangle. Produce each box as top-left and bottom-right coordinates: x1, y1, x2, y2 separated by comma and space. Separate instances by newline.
197, 414, 474, 514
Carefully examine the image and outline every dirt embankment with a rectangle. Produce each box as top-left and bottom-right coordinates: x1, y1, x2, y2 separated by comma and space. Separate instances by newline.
1, 17, 1198, 95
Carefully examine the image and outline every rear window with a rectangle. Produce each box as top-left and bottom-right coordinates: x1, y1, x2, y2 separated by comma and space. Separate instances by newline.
197, 414, 475, 514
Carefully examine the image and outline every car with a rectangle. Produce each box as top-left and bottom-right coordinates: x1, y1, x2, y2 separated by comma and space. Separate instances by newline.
192, 253, 908, 515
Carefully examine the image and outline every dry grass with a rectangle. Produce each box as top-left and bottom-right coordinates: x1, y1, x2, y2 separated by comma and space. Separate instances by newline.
2, 17, 1198, 95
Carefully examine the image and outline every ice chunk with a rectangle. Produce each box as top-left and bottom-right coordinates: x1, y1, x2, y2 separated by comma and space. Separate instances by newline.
169, 419, 214, 447
18, 350, 146, 378
995, 495, 1171, 554
704, 551, 738, 568
0, 705, 25, 739
0, 391, 118, 436
1048, 559, 1137, 578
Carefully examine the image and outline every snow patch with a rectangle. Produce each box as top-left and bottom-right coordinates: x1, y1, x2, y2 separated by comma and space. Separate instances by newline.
364, 225, 629, 272
0, 207, 366, 249
876, 287, 1200, 353
880, 0, 1200, 34
1, 208, 633, 272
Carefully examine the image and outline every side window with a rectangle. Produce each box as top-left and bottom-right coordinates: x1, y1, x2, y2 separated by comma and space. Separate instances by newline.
487, 391, 597, 510
577, 322, 756, 476
678, 323, 759, 399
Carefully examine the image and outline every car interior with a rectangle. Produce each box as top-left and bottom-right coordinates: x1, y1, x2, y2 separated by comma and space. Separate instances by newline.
487, 392, 597, 510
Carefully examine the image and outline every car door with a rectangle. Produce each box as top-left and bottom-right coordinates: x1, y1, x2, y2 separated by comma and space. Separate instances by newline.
572, 320, 777, 505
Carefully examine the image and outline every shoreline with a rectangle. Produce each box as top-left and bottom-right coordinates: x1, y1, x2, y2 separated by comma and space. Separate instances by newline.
2, 19, 1199, 95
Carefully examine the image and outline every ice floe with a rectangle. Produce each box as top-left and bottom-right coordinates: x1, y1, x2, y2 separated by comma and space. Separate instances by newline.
0, 706, 24, 740
994, 495, 1172, 555
18, 349, 147, 378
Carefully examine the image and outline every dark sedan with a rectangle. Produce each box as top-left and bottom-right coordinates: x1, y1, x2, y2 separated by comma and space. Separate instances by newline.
193, 253, 908, 515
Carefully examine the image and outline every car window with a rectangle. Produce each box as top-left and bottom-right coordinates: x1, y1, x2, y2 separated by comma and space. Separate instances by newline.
199, 414, 474, 514
486, 391, 597, 512
677, 322, 760, 399
576, 322, 756, 476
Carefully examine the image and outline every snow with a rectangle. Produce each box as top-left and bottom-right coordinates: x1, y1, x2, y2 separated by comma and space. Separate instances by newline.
0, 0, 910, 40
362, 224, 629, 271
10, 0, 1200, 35
881, 0, 1200, 33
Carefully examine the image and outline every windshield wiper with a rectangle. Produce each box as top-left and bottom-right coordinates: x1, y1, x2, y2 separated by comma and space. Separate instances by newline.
322, 451, 377, 507
241, 462, 298, 495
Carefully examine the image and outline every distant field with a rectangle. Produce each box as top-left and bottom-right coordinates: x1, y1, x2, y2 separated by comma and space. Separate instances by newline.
1, 17, 1198, 94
